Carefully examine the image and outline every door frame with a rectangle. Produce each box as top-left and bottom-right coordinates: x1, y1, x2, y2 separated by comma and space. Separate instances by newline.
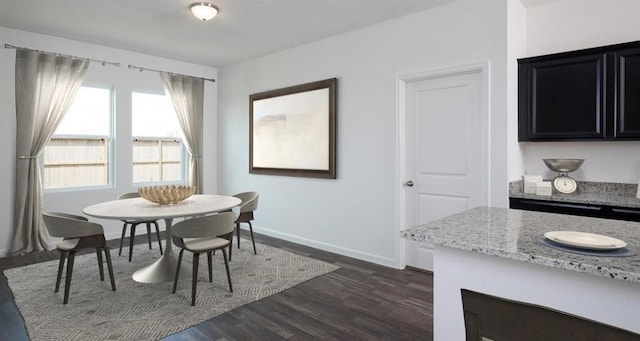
395, 62, 491, 269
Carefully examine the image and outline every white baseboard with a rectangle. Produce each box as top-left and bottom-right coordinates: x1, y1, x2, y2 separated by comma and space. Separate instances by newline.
245, 224, 399, 268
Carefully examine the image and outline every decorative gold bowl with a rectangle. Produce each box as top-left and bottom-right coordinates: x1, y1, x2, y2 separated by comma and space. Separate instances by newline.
138, 185, 196, 205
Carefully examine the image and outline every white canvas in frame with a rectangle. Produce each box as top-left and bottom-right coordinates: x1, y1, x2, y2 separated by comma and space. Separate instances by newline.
249, 78, 337, 179
252, 88, 329, 170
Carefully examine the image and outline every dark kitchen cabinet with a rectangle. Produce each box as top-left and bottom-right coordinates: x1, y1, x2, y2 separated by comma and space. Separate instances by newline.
614, 47, 640, 137
518, 41, 640, 141
509, 197, 640, 223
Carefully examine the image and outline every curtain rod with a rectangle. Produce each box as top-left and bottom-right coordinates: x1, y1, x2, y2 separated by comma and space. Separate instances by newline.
128, 64, 215, 83
4, 43, 121, 67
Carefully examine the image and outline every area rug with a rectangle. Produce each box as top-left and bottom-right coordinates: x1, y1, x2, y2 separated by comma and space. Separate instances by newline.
3, 240, 339, 340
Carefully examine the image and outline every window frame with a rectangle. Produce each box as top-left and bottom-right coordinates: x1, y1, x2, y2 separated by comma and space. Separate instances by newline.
131, 90, 187, 186
42, 83, 115, 192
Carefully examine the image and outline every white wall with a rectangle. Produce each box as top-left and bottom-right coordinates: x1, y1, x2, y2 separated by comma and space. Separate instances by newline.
507, 0, 528, 181
217, 1, 510, 268
518, 0, 640, 183
0, 27, 218, 256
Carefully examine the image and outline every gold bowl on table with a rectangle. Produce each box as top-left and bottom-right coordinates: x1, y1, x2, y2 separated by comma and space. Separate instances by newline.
138, 185, 196, 205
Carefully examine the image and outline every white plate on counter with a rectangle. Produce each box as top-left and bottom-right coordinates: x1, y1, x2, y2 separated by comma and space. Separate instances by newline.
543, 231, 627, 250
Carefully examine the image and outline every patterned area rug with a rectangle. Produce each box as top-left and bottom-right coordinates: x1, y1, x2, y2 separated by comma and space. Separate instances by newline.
4, 240, 338, 340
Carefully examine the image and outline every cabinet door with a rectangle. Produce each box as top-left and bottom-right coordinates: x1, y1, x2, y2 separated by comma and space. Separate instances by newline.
615, 47, 640, 138
509, 198, 604, 218
518, 53, 607, 140
606, 206, 640, 222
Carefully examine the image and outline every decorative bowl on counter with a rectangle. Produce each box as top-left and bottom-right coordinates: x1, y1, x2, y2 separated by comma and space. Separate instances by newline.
543, 159, 585, 173
138, 185, 196, 205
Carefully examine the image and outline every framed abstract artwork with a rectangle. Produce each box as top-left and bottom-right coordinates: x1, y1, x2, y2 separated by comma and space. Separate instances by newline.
249, 78, 337, 179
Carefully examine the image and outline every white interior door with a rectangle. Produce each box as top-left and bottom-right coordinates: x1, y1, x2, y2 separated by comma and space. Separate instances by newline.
403, 68, 488, 271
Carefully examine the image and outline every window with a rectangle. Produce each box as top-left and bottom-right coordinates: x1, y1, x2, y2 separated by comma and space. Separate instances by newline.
131, 92, 185, 183
43, 86, 112, 190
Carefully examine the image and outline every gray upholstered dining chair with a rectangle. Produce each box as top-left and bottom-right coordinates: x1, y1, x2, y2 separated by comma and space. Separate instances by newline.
171, 211, 235, 306
228, 191, 259, 261
117, 192, 163, 261
42, 212, 116, 304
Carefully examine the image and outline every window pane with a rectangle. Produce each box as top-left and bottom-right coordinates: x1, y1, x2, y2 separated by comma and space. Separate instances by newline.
162, 163, 181, 181
55, 87, 111, 136
133, 140, 159, 162
132, 92, 185, 184
44, 85, 112, 190
132, 93, 182, 138
133, 164, 160, 183
44, 138, 109, 189
162, 141, 181, 161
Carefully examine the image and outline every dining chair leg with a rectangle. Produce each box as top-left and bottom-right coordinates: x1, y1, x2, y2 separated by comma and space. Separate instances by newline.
236, 222, 241, 249
63, 252, 76, 305
129, 223, 138, 262
221, 249, 233, 293
146, 222, 153, 249
96, 247, 105, 281
191, 253, 200, 306
248, 221, 257, 255
207, 251, 213, 282
228, 237, 233, 261
173, 249, 184, 294
153, 221, 163, 255
55, 251, 67, 293
118, 222, 127, 256
104, 246, 116, 291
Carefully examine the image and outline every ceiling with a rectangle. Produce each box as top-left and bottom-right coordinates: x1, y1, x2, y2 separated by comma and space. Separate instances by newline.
0, 0, 456, 67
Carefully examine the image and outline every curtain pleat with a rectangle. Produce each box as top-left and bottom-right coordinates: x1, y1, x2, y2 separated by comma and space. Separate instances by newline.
10, 50, 89, 255
160, 73, 204, 194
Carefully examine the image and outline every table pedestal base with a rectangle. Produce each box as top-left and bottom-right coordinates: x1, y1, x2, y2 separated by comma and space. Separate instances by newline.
132, 251, 192, 283
132, 217, 191, 283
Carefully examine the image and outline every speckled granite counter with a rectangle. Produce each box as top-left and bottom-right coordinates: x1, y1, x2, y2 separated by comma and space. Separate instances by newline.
509, 180, 640, 208
401, 206, 640, 284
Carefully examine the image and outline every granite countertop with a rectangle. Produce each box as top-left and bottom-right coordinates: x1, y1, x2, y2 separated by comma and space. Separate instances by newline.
509, 180, 640, 209
401, 207, 640, 284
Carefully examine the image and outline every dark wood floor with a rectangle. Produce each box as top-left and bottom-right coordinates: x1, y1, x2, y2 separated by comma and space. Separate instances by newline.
0, 232, 433, 340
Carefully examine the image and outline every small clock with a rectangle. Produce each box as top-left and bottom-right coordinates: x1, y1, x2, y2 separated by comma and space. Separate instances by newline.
553, 175, 578, 194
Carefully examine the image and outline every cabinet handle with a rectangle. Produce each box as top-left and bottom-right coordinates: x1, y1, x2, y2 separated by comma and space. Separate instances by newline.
611, 208, 640, 215
519, 200, 601, 211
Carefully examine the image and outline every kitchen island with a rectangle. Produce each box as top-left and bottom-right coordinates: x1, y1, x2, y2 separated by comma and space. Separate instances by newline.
401, 207, 640, 340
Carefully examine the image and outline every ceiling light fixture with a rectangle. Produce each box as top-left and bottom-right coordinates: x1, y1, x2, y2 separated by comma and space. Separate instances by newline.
190, 2, 218, 21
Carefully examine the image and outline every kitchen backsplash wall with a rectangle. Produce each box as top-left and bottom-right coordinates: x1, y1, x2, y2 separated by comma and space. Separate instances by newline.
510, 180, 638, 197
519, 141, 640, 183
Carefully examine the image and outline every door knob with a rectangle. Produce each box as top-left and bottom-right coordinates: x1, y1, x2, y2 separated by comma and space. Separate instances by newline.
404, 180, 414, 187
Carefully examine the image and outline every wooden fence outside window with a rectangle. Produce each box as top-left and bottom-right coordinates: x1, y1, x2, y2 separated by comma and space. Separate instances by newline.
44, 137, 182, 189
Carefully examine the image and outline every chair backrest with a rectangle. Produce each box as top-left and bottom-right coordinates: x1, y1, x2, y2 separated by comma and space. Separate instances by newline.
42, 212, 104, 239
171, 211, 236, 239
118, 192, 140, 200
233, 192, 259, 213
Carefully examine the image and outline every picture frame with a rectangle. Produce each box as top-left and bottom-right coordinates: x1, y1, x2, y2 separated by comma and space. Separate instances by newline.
249, 78, 337, 179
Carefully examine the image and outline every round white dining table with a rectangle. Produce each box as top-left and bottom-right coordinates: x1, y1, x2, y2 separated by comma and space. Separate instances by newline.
83, 194, 241, 283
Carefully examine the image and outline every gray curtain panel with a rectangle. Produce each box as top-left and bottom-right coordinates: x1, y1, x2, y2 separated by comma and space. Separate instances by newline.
10, 49, 89, 255
160, 73, 204, 194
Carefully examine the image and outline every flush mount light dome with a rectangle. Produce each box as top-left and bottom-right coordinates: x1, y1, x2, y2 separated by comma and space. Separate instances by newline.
190, 2, 218, 21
